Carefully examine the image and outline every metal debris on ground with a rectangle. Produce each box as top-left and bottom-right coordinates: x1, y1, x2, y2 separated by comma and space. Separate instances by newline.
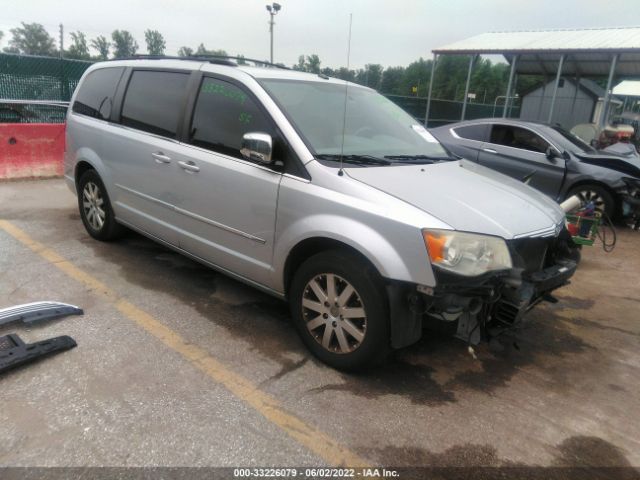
0, 301, 83, 327
0, 333, 77, 375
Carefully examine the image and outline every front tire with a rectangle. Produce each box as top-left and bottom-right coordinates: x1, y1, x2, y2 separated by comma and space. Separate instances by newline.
289, 250, 389, 371
77, 170, 124, 241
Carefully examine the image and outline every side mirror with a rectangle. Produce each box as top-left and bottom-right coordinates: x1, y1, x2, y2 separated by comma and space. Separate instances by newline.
240, 132, 273, 165
545, 146, 560, 160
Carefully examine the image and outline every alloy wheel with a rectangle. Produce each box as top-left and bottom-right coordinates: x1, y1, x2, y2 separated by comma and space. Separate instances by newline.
82, 182, 106, 231
301, 273, 367, 354
574, 189, 606, 213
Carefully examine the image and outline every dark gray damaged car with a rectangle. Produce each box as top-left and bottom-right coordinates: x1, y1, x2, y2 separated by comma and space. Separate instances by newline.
430, 118, 640, 218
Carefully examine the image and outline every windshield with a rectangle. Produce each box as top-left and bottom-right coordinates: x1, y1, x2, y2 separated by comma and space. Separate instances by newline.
551, 126, 596, 154
259, 79, 451, 164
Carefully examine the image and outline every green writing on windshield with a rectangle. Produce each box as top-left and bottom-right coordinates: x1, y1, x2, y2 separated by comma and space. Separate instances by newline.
239, 112, 252, 124
201, 82, 247, 105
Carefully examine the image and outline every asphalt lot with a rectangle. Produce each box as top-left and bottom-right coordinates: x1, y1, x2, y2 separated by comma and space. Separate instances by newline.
0, 179, 639, 472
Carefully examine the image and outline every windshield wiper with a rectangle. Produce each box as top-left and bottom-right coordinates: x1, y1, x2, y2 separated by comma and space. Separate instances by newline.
315, 154, 391, 166
384, 154, 458, 163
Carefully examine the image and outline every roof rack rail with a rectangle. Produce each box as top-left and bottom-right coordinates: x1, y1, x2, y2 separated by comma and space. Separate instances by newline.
114, 54, 290, 69
122, 54, 236, 66
189, 54, 290, 70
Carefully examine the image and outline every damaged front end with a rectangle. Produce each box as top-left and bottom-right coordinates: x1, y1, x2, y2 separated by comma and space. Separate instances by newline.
388, 227, 579, 349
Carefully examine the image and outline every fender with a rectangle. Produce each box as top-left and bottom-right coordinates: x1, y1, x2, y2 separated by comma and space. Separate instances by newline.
66, 147, 106, 192
272, 213, 435, 293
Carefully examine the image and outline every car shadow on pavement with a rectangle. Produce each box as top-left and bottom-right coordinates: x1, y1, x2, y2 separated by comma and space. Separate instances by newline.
82, 231, 598, 407
365, 435, 638, 473
80, 231, 310, 378
309, 308, 595, 406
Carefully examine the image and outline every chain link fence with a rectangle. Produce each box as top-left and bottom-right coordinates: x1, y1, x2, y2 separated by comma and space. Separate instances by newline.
0, 53, 519, 126
385, 94, 520, 127
0, 53, 92, 123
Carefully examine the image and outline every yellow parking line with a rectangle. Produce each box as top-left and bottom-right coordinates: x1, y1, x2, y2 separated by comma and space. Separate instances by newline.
0, 219, 370, 467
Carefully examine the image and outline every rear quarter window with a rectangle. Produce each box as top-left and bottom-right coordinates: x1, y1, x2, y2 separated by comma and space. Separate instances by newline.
453, 124, 489, 142
72, 67, 124, 120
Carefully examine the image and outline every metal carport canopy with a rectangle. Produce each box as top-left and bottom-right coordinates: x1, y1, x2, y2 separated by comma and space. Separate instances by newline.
424, 27, 640, 127
432, 27, 640, 76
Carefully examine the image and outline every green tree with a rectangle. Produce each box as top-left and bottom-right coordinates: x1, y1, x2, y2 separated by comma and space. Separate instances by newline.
306, 54, 321, 73
177, 46, 193, 57
399, 58, 431, 96
67, 31, 90, 60
3, 22, 56, 56
468, 58, 510, 104
334, 67, 356, 82
321, 67, 335, 77
195, 43, 227, 56
111, 30, 138, 58
144, 29, 165, 56
431, 55, 471, 100
293, 55, 306, 71
355, 64, 383, 89
380, 66, 406, 94
292, 54, 321, 73
91, 35, 110, 60
236, 54, 246, 64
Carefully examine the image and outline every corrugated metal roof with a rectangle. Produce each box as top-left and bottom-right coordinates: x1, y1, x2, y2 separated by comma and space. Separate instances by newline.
433, 27, 640, 54
432, 27, 640, 77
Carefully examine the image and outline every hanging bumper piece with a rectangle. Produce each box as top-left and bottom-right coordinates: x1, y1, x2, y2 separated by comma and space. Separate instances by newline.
0, 301, 83, 327
0, 333, 77, 374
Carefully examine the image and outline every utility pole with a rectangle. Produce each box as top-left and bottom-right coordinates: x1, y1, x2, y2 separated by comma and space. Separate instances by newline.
59, 23, 64, 58
265, 2, 281, 63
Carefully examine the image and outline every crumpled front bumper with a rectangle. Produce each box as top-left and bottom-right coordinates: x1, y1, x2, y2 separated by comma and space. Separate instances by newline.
416, 230, 580, 345
490, 259, 578, 328
388, 229, 580, 349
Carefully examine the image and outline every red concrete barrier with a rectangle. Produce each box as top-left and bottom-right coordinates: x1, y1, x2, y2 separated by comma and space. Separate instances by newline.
0, 123, 65, 179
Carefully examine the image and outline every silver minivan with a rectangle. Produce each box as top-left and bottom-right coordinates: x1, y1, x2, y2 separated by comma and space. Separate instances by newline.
65, 57, 579, 370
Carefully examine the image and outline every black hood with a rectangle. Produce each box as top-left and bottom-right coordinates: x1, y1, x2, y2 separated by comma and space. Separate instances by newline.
574, 152, 640, 179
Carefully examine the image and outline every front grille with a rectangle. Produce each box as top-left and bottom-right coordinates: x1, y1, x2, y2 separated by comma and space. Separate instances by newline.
509, 237, 552, 274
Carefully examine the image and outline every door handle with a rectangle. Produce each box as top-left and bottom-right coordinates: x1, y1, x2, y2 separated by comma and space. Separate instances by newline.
152, 152, 171, 164
178, 160, 200, 173
482, 148, 497, 154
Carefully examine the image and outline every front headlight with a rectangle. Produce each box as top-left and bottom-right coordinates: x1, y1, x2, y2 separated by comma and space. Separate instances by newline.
422, 229, 512, 277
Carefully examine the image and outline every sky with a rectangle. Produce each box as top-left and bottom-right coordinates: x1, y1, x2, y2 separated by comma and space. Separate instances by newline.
1, 0, 640, 69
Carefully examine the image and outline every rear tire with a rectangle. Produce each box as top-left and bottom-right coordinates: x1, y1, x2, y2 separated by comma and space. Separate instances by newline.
289, 250, 390, 371
567, 184, 615, 219
77, 170, 125, 241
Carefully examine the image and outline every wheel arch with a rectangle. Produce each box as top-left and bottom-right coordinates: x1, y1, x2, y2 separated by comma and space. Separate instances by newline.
276, 214, 429, 297
71, 147, 108, 190
74, 160, 96, 188
282, 237, 379, 298
565, 179, 620, 213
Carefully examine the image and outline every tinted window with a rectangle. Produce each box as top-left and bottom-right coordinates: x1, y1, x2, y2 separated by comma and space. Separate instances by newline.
453, 124, 488, 142
72, 67, 124, 120
121, 70, 189, 138
189, 77, 274, 159
490, 125, 549, 153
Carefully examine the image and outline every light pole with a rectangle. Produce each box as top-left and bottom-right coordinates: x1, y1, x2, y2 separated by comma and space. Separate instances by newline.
266, 2, 282, 64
